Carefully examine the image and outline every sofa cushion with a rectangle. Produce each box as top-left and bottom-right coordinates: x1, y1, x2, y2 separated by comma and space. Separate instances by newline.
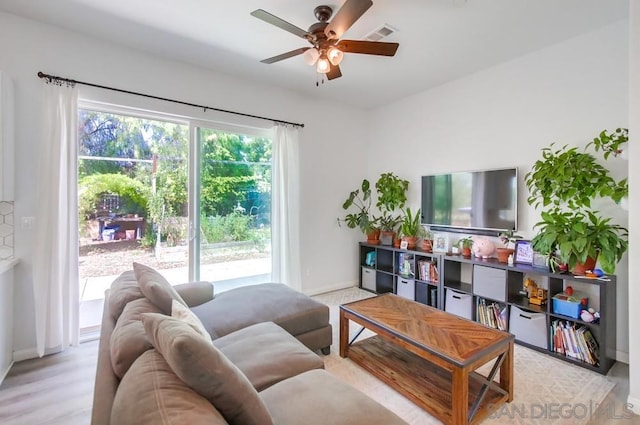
108, 270, 143, 319
191, 283, 329, 339
171, 299, 211, 341
133, 262, 186, 314
110, 297, 163, 378
142, 313, 274, 425
214, 322, 324, 391
111, 349, 228, 425
260, 369, 408, 425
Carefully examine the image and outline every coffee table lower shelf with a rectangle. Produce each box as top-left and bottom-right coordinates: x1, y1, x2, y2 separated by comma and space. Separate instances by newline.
348, 335, 508, 425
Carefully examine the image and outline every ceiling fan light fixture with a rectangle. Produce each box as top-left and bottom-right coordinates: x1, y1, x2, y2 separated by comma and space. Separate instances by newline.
303, 48, 320, 65
327, 47, 344, 66
316, 56, 330, 74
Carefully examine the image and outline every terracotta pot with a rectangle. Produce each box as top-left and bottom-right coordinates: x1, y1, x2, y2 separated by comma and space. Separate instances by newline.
421, 239, 433, 253
401, 236, 418, 250
461, 247, 472, 258
496, 248, 515, 263
571, 256, 597, 276
392, 238, 401, 248
366, 229, 381, 245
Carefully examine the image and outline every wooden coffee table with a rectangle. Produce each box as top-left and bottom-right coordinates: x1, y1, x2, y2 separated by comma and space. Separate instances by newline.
340, 294, 514, 425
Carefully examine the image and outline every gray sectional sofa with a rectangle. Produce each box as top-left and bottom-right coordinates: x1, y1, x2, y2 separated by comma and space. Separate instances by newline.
91, 263, 407, 425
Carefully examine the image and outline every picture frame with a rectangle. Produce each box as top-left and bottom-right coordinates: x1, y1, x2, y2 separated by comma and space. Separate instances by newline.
432, 232, 449, 253
400, 240, 408, 250
532, 251, 548, 269
514, 240, 534, 265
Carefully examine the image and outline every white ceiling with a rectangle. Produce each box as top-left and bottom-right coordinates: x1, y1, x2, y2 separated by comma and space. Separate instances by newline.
0, 0, 629, 109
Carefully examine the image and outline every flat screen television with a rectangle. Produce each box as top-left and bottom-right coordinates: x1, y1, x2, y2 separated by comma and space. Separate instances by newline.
421, 168, 518, 232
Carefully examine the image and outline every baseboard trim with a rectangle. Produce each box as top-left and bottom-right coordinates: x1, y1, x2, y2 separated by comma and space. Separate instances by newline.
627, 395, 640, 415
0, 361, 13, 385
616, 350, 630, 364
305, 281, 358, 297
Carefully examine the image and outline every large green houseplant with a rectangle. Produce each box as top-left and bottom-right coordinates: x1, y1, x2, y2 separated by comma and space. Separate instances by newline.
338, 179, 379, 243
525, 130, 628, 274
374, 172, 409, 245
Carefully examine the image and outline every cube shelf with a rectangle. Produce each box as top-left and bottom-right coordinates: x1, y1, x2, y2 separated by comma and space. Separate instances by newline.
358, 242, 617, 374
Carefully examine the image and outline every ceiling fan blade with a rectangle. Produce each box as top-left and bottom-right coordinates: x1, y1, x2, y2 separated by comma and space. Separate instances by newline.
326, 64, 342, 80
251, 9, 310, 40
324, 0, 373, 40
337, 40, 399, 56
261, 47, 310, 64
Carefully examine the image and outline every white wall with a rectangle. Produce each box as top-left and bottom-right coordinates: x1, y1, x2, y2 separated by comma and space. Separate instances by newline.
0, 10, 368, 355
367, 21, 631, 359
627, 1, 639, 414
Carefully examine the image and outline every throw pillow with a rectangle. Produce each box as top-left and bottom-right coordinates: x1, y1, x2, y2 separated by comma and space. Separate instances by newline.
111, 349, 228, 425
108, 270, 144, 319
171, 298, 211, 341
133, 262, 186, 314
141, 313, 274, 425
110, 297, 163, 378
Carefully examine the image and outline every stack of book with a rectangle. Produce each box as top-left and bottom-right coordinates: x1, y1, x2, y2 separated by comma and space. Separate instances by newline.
417, 260, 438, 283
550, 320, 599, 366
477, 298, 508, 331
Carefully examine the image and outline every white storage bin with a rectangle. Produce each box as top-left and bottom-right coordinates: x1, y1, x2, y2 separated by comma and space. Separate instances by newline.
509, 305, 547, 349
473, 266, 506, 302
361, 267, 376, 292
396, 277, 415, 300
445, 288, 472, 320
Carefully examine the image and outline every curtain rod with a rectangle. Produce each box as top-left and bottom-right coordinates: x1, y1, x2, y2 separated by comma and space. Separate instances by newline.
37, 71, 304, 128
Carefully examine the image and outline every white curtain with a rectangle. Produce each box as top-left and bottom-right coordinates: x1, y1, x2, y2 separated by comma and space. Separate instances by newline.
32, 81, 79, 357
271, 124, 302, 291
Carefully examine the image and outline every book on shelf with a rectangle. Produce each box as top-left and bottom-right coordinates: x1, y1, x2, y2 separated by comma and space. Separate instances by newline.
417, 260, 438, 283
477, 298, 507, 331
550, 320, 599, 366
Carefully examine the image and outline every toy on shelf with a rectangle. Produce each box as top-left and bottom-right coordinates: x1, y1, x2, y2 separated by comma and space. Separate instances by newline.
471, 236, 495, 259
524, 278, 548, 305
580, 308, 600, 323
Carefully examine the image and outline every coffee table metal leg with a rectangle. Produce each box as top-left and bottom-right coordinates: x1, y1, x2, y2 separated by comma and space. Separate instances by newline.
468, 352, 506, 422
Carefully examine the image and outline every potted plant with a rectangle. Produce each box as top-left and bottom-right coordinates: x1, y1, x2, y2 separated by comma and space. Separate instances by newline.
457, 237, 474, 258
374, 172, 409, 245
338, 179, 379, 244
525, 129, 628, 274
421, 228, 434, 252
398, 207, 426, 250
496, 230, 522, 263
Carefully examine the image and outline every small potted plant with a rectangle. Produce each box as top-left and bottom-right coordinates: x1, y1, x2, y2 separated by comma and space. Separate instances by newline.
337, 179, 380, 244
399, 207, 426, 250
496, 230, 522, 263
457, 237, 474, 258
374, 172, 409, 245
421, 228, 434, 252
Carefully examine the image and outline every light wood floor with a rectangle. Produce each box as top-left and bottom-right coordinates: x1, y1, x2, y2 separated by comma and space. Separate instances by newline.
0, 340, 638, 425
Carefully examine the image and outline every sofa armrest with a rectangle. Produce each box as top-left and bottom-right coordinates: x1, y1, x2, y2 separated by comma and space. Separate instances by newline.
175, 281, 214, 307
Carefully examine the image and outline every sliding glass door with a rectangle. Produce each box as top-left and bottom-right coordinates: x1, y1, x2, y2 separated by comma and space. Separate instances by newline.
77, 106, 274, 335
190, 125, 272, 291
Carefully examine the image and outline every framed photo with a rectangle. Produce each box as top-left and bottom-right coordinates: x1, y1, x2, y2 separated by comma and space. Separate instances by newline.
532, 251, 548, 269
400, 240, 408, 250
432, 232, 449, 253
514, 240, 534, 265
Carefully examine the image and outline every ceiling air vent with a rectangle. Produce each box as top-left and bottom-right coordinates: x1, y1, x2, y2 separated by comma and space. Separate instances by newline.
364, 24, 397, 42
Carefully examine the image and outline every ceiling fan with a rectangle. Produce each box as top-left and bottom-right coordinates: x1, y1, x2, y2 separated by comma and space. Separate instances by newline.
250, 0, 399, 81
